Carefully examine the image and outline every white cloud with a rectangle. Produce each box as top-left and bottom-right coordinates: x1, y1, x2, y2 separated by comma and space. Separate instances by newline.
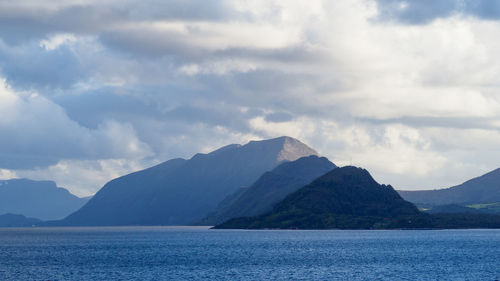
249, 116, 313, 139
16, 159, 150, 197
248, 116, 448, 187
39, 33, 77, 51
0, 169, 17, 180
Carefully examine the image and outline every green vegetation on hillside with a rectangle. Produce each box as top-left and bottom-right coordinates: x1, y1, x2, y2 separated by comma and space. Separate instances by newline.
466, 202, 500, 212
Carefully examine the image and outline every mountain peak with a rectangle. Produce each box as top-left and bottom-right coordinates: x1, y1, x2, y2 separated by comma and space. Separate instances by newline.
197, 136, 317, 164
278, 136, 318, 162
245, 136, 318, 163
312, 166, 376, 186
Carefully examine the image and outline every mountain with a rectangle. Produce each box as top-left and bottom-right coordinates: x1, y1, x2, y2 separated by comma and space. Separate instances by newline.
0, 179, 89, 220
215, 166, 422, 229
0, 213, 41, 227
399, 168, 500, 205
200, 155, 336, 225
61, 136, 319, 226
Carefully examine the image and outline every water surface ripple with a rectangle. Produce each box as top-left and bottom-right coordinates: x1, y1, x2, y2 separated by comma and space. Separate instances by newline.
0, 227, 499, 280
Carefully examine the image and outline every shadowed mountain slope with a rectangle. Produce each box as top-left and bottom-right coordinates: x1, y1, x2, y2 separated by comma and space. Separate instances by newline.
0, 179, 89, 220
0, 213, 41, 227
61, 136, 318, 226
215, 166, 421, 229
399, 168, 500, 205
200, 155, 337, 225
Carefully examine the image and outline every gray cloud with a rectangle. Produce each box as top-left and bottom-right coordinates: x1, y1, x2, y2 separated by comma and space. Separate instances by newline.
359, 116, 500, 131
0, 0, 241, 44
98, 29, 204, 60
0, 83, 152, 169
0, 41, 86, 90
467, 0, 500, 19
54, 88, 261, 155
98, 26, 326, 64
265, 112, 294, 123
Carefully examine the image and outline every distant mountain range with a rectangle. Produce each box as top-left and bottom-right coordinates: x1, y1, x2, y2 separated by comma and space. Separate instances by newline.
200, 155, 337, 225
60, 136, 319, 226
3, 136, 500, 229
0, 179, 89, 220
399, 168, 500, 209
0, 213, 41, 227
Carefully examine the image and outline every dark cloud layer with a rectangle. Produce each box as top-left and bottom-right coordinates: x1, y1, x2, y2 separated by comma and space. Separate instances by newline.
0, 0, 241, 44
0, 41, 86, 89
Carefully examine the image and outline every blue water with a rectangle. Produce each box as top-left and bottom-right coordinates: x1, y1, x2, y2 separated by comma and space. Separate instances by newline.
0, 227, 499, 280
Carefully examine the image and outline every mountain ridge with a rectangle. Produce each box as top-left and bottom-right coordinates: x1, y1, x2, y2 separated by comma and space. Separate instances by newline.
0, 213, 41, 227
200, 155, 336, 225
215, 166, 422, 229
399, 168, 500, 205
0, 179, 89, 220
60, 136, 319, 226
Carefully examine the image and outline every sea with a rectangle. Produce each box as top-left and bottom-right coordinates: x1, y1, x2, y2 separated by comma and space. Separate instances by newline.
0, 227, 499, 280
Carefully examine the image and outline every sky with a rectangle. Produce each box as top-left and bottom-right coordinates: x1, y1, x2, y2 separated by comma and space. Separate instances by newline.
1, 0, 500, 196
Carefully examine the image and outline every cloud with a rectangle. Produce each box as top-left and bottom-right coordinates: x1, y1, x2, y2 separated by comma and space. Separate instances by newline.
247, 115, 453, 189
1, 0, 500, 194
0, 169, 17, 180
0, 0, 241, 44
0, 79, 152, 169
14, 159, 149, 197
0, 38, 91, 90
40, 33, 77, 51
